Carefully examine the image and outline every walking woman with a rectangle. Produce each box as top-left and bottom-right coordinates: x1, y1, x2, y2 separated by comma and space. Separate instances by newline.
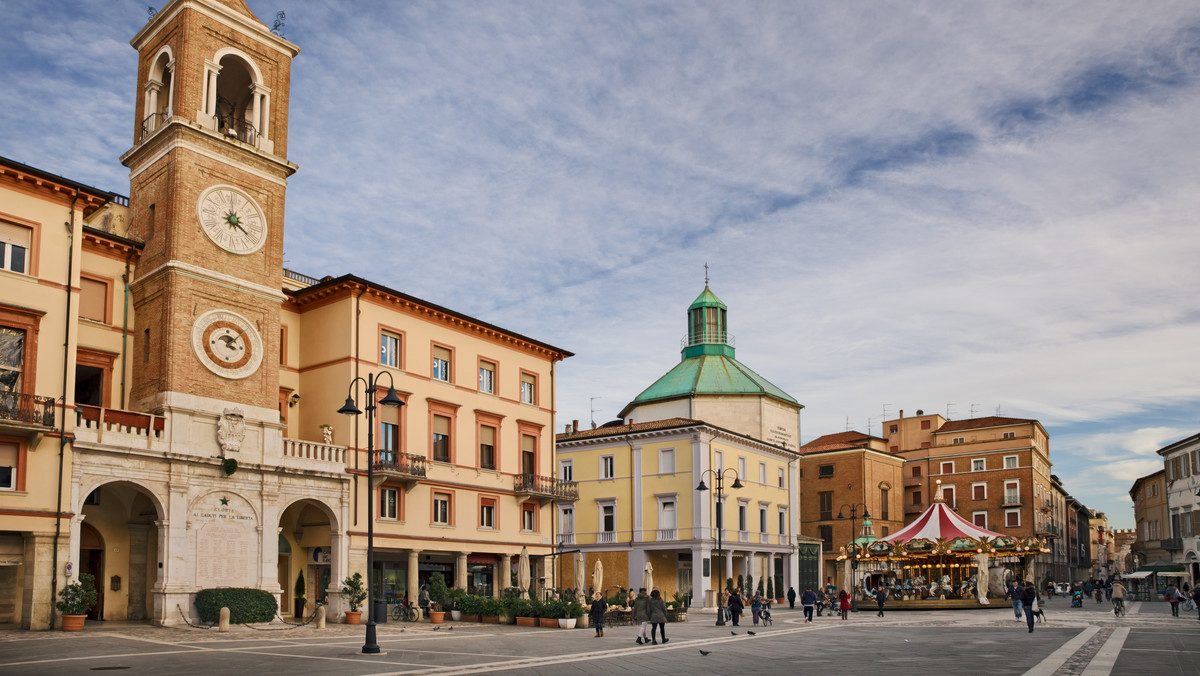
648, 589, 669, 645
750, 590, 763, 625
633, 588, 650, 645
589, 591, 608, 637
728, 588, 744, 626
838, 589, 850, 620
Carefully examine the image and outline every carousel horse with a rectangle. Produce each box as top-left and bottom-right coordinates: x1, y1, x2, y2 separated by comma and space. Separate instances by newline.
929, 574, 953, 597
958, 575, 978, 598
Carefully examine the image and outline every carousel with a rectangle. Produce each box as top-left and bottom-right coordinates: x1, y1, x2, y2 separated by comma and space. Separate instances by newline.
837, 485, 1050, 609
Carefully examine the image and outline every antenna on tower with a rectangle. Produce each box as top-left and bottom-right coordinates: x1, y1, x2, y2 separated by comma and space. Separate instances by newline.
946, 403, 956, 420
969, 403, 979, 419
589, 397, 601, 429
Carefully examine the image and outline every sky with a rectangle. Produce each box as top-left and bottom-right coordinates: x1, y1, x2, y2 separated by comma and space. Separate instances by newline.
3, 0, 1199, 528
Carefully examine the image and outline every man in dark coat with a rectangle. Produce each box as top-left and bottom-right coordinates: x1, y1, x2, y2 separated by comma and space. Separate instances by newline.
800, 586, 817, 623
728, 589, 744, 626
874, 586, 888, 617
787, 586, 797, 609
1021, 581, 1039, 633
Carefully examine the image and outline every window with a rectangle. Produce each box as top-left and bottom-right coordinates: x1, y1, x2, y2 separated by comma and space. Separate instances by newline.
912, 466, 922, 477
778, 467, 785, 487
1004, 481, 1019, 505
559, 459, 573, 482
433, 492, 452, 525
479, 425, 496, 470
432, 345, 451, 382
759, 506, 767, 533
881, 526, 889, 537
380, 487, 398, 519
559, 506, 574, 535
380, 422, 399, 462
601, 455, 614, 479
601, 503, 615, 533
819, 525, 833, 551
79, 277, 109, 323
480, 497, 496, 529
715, 450, 723, 471
940, 461, 953, 474
738, 456, 746, 478
952, 437, 964, 444
880, 488, 889, 520
972, 458, 985, 472
1004, 455, 1018, 469
973, 511, 988, 529
521, 434, 536, 475
759, 462, 767, 484
818, 464, 834, 478
0, 222, 30, 274
738, 503, 748, 531
1005, 509, 1020, 528
0, 442, 18, 490
432, 415, 452, 462
660, 500, 677, 530
818, 491, 833, 520
913, 491, 922, 505
921, 419, 931, 430
1003, 431, 1015, 440
380, 331, 401, 368
941, 485, 955, 507
659, 448, 675, 474
478, 360, 495, 393
778, 508, 786, 534
519, 372, 537, 404
889, 424, 898, 433
972, 482, 986, 501
0, 327, 25, 392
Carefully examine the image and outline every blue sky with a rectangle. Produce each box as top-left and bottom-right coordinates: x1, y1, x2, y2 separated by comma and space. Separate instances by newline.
4, 0, 1200, 527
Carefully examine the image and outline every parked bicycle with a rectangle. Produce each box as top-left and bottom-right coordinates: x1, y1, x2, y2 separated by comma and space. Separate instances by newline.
391, 599, 419, 622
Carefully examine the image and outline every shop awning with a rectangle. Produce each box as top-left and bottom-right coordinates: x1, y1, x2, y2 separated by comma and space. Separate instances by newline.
1158, 571, 1188, 577
1121, 571, 1153, 579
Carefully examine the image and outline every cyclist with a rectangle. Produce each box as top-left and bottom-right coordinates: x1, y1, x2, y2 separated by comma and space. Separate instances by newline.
1111, 580, 1127, 616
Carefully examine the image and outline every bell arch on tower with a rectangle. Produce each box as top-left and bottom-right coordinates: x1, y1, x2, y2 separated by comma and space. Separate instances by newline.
199, 47, 273, 151
139, 46, 174, 143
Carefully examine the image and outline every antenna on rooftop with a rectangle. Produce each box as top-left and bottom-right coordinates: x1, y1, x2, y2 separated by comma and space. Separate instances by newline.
946, 403, 956, 420
844, 416, 851, 432
996, 404, 1004, 416
969, 403, 979, 419
881, 404, 891, 424
866, 416, 878, 436
589, 397, 601, 429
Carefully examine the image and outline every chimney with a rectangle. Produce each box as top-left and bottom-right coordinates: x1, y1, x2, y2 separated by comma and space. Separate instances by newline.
899, 409, 904, 419
572, 419, 579, 433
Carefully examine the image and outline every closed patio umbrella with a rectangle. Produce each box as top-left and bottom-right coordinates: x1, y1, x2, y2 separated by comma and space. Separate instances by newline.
594, 559, 604, 597
643, 560, 654, 592
518, 546, 531, 599
574, 551, 585, 598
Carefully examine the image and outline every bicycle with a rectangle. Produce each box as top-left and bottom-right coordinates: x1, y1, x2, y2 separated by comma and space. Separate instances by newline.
1112, 598, 1125, 617
391, 599, 419, 622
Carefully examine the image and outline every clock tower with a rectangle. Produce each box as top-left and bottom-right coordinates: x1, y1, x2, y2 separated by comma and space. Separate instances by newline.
120, 0, 299, 423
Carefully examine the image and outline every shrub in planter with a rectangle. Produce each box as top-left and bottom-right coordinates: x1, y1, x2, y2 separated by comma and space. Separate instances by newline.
57, 572, 98, 629
294, 571, 306, 617
427, 572, 451, 612
196, 588, 277, 624
341, 572, 367, 623
766, 577, 775, 602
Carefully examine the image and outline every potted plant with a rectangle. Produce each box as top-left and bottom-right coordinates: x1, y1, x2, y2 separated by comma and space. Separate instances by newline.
766, 578, 775, 605
56, 573, 98, 631
341, 572, 367, 624
294, 571, 306, 618
480, 597, 501, 624
426, 573, 449, 624
511, 598, 535, 626
559, 600, 582, 629
448, 587, 465, 621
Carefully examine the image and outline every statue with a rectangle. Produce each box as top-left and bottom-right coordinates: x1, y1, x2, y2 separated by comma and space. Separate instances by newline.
217, 408, 246, 455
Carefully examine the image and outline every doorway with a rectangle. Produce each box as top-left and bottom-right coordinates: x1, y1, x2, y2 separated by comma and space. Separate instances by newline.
80, 523, 104, 621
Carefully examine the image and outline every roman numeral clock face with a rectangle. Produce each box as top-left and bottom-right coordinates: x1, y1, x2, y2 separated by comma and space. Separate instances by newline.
197, 186, 267, 255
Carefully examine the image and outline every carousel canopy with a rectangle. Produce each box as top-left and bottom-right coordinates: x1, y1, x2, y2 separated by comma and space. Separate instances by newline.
881, 501, 1003, 544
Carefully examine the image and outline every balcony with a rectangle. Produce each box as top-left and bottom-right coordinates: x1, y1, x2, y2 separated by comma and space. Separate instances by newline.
656, 528, 677, 542
372, 451, 426, 487
514, 473, 578, 503
1035, 524, 1062, 538
138, 111, 172, 143
280, 438, 347, 474
1162, 538, 1183, 551
904, 476, 923, 487
74, 405, 164, 450
1002, 496, 1023, 507
0, 391, 56, 437
905, 502, 927, 515
598, 531, 616, 544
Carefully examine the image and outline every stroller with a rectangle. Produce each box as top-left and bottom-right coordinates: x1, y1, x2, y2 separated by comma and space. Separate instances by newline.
1071, 591, 1083, 608
759, 604, 773, 626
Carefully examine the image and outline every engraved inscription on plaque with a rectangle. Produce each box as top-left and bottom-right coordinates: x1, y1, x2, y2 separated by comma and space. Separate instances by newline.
191, 494, 258, 588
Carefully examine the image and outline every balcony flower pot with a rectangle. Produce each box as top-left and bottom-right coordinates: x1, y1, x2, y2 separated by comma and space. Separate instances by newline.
557, 618, 576, 629
60, 615, 87, 632
344, 610, 362, 625
516, 616, 536, 627
427, 610, 446, 624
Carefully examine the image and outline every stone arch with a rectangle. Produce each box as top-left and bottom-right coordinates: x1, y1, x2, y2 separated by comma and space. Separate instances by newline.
140, 46, 175, 138
203, 46, 270, 145
75, 479, 166, 622
77, 477, 166, 520
278, 496, 343, 618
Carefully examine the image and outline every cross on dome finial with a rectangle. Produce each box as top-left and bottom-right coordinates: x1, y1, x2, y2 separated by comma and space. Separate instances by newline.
704, 262, 710, 286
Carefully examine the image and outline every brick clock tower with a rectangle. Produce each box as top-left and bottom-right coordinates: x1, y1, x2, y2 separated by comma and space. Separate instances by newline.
120, 0, 298, 433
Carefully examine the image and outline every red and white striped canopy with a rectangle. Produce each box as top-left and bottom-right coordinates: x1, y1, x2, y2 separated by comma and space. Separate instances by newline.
881, 501, 1003, 544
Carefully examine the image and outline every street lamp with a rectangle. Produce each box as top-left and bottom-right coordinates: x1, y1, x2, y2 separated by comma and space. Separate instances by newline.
696, 468, 742, 626
836, 502, 870, 612
338, 371, 404, 654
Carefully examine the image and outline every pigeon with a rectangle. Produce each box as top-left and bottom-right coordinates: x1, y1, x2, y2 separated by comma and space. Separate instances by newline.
747, 631, 756, 636
448, 626, 454, 631
699, 650, 711, 656
400, 627, 406, 632
433, 626, 441, 631
731, 631, 737, 635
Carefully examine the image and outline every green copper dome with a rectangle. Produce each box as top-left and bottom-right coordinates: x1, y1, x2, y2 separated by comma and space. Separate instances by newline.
623, 286, 798, 412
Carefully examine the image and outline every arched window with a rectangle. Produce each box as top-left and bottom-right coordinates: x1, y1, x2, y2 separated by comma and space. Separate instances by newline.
200, 48, 272, 150
140, 48, 174, 141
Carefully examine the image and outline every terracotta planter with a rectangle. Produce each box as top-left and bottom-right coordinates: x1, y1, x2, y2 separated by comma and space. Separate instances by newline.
539, 617, 558, 628
516, 616, 536, 627
344, 610, 362, 625
481, 615, 499, 624
462, 613, 481, 623
428, 611, 446, 624
61, 615, 86, 632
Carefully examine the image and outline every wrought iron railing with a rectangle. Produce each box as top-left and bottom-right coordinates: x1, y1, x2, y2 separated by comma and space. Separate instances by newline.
514, 473, 578, 501
680, 332, 736, 348
373, 451, 427, 479
139, 112, 171, 142
0, 391, 55, 427
217, 116, 257, 145
1035, 524, 1062, 538
1162, 537, 1183, 551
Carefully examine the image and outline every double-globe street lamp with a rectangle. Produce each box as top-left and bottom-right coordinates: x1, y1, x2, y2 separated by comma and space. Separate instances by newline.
836, 501, 870, 612
696, 468, 742, 626
338, 371, 404, 654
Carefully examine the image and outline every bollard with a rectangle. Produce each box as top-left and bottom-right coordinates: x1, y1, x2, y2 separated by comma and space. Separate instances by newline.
218, 606, 230, 632
316, 607, 325, 629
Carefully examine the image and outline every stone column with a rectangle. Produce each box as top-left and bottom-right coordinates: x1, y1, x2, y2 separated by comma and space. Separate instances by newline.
692, 544, 711, 609
127, 524, 150, 620
21, 532, 60, 630
407, 549, 421, 599
724, 548, 734, 588
456, 552, 469, 590
499, 553, 512, 598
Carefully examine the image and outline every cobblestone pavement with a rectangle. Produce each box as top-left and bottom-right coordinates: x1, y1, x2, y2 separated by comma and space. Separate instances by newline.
0, 599, 1194, 675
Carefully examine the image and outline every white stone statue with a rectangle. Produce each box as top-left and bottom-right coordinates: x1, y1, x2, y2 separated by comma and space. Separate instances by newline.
217, 407, 246, 454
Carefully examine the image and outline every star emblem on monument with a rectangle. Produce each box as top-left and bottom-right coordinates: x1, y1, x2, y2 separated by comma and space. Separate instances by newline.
219, 497, 229, 506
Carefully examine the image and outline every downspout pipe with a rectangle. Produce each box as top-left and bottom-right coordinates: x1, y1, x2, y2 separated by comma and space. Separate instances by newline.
119, 248, 133, 408
352, 285, 366, 527
51, 189, 80, 630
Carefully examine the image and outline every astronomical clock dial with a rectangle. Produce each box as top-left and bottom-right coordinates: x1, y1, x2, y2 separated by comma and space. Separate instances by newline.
197, 185, 267, 254
192, 310, 263, 379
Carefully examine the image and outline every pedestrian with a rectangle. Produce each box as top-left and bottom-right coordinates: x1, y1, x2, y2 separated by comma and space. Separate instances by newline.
838, 589, 850, 620
418, 582, 431, 619
648, 589, 669, 645
1165, 583, 1182, 617
719, 587, 730, 623
787, 586, 797, 609
1006, 579, 1023, 621
801, 586, 817, 623
589, 591, 607, 637
1191, 586, 1200, 622
1084, 580, 1093, 596
874, 586, 888, 617
728, 588, 744, 626
750, 589, 763, 625
632, 588, 650, 645
1021, 580, 1039, 633
1104, 579, 1112, 601
815, 588, 827, 616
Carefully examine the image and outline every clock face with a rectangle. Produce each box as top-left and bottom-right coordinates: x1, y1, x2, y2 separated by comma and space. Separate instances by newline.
192, 310, 263, 379
197, 186, 267, 254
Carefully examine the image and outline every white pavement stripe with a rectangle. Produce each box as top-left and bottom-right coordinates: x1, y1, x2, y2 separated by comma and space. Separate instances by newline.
1081, 627, 1129, 676
1022, 626, 1099, 676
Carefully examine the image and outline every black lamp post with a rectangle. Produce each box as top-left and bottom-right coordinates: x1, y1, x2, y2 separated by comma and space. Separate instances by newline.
338, 371, 404, 655
696, 468, 742, 626
836, 502, 870, 612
